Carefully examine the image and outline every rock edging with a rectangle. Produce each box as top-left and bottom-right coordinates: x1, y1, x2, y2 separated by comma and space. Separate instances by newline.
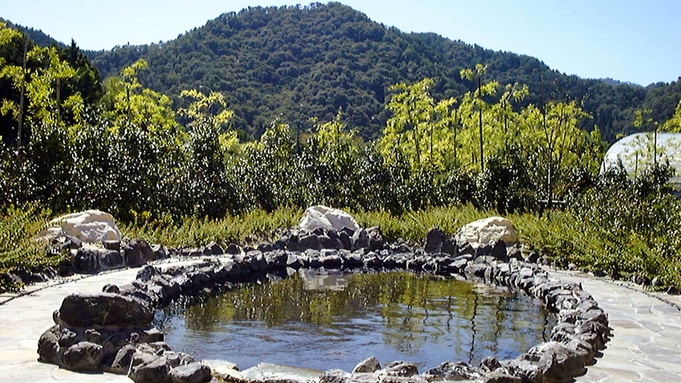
37, 227, 610, 383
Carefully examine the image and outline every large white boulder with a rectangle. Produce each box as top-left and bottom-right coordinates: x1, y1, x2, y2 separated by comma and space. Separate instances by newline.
298, 205, 360, 232
455, 216, 518, 248
38, 210, 122, 243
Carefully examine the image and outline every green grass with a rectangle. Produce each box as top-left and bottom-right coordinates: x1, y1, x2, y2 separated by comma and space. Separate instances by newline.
119, 207, 304, 248
0, 204, 67, 292
4, 203, 681, 292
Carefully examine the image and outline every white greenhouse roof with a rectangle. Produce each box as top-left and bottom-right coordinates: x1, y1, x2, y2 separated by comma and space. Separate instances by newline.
601, 132, 681, 183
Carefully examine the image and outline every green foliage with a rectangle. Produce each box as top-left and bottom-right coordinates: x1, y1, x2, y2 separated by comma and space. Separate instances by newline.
0, 204, 65, 292
0, 23, 102, 146
662, 100, 681, 132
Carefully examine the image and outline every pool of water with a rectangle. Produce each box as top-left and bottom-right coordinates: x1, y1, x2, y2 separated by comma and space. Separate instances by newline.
156, 270, 556, 372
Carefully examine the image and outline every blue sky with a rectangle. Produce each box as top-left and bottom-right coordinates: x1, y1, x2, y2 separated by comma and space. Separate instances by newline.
1, 0, 679, 86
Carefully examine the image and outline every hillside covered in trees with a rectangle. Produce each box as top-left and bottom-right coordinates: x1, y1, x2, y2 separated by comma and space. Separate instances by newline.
72, 2, 679, 142
8, 3, 681, 142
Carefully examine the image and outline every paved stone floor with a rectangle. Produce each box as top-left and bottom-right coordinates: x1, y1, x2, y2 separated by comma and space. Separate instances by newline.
556, 271, 681, 383
1, 264, 680, 383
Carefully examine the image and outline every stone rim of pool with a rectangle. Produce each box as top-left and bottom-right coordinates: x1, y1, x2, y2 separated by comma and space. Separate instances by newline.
37, 227, 610, 383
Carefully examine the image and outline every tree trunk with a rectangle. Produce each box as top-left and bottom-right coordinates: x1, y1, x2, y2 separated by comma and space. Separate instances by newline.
478, 76, 484, 172
16, 36, 28, 148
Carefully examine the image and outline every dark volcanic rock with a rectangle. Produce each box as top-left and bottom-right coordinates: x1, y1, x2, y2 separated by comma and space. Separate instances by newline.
424, 228, 447, 253
423, 361, 482, 381
72, 248, 100, 274
104, 344, 136, 374
61, 341, 103, 371
124, 241, 146, 268
129, 355, 172, 383
56, 292, 154, 328
37, 325, 61, 364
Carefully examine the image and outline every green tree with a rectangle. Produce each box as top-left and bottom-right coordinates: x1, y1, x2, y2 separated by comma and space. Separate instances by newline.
453, 74, 499, 170
661, 100, 681, 133
102, 59, 177, 133
379, 78, 460, 172
460, 64, 489, 172
381, 78, 435, 169
521, 101, 599, 205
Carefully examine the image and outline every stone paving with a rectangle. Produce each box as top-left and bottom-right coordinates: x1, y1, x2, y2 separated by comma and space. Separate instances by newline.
1, 263, 680, 383
556, 271, 681, 383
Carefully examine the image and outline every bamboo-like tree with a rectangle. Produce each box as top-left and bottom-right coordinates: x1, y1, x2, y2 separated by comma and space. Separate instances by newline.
460, 64, 488, 172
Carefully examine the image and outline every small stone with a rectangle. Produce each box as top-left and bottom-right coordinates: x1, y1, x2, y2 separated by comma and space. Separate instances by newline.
225, 243, 241, 254
105, 344, 136, 374
384, 361, 418, 377
58, 327, 78, 347
423, 361, 481, 381
352, 229, 370, 250
163, 351, 196, 368
424, 228, 447, 253
352, 356, 382, 373
129, 356, 171, 383
319, 369, 351, 383
299, 234, 322, 250
169, 362, 212, 383
480, 356, 502, 372
102, 283, 120, 293
203, 241, 223, 255
103, 240, 121, 251
484, 370, 523, 383
525, 252, 539, 263
62, 341, 104, 371
37, 325, 61, 364
84, 328, 103, 344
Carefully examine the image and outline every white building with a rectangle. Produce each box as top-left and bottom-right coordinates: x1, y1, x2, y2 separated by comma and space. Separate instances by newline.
601, 132, 681, 184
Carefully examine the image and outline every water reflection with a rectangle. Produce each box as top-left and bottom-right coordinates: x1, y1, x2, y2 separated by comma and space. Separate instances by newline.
158, 270, 555, 372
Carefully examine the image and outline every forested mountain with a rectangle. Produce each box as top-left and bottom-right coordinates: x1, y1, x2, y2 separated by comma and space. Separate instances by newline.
0, 18, 65, 48
9, 2, 681, 141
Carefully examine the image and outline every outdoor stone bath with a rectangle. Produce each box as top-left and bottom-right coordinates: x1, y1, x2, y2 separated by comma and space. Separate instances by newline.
36, 212, 611, 383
